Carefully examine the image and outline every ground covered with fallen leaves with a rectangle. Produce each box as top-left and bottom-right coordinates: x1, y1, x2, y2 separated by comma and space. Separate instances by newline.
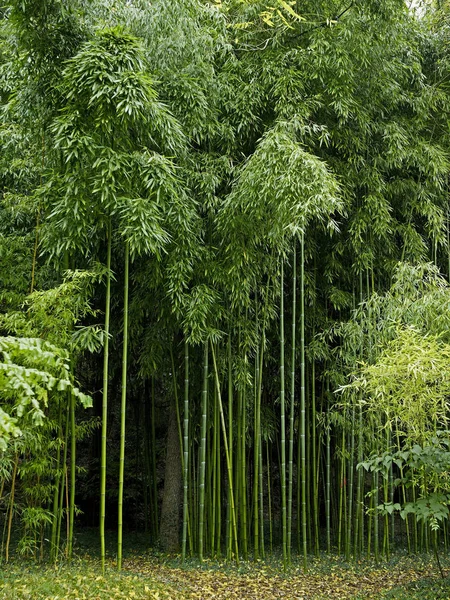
1, 546, 450, 599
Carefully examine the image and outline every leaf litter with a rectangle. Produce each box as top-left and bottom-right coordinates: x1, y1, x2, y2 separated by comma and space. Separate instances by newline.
0, 554, 448, 599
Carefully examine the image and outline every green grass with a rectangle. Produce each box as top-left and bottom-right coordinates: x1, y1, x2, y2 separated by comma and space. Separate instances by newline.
1, 532, 450, 599
380, 575, 450, 599
0, 559, 176, 600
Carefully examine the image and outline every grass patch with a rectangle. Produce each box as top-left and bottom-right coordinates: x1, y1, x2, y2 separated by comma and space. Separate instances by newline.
380, 573, 450, 599
0, 558, 176, 600
1, 538, 450, 599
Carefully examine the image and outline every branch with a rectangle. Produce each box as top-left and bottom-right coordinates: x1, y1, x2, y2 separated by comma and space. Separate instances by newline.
287, 2, 355, 42
233, 2, 355, 53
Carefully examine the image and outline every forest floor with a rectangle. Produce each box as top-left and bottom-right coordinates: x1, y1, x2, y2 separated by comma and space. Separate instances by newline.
0, 534, 450, 599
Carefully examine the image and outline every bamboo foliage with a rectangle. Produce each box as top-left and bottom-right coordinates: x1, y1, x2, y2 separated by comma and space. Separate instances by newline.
1, 0, 450, 567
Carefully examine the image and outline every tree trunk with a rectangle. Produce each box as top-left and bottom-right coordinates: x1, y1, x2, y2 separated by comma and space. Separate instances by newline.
160, 395, 182, 552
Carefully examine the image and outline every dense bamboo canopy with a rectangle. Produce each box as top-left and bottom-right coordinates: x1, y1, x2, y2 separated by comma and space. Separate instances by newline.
1, 0, 450, 569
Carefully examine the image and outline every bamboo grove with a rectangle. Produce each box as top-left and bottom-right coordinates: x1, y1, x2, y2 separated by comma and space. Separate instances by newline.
1, 0, 450, 571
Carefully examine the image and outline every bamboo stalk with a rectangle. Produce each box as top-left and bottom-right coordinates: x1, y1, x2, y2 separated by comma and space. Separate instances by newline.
100, 221, 112, 575
199, 342, 208, 561
287, 244, 296, 562
241, 384, 248, 559
267, 441, 273, 553
50, 398, 63, 562
211, 343, 239, 563
5, 453, 18, 563
326, 409, 331, 553
228, 336, 233, 560
212, 385, 218, 556
338, 421, 346, 555
259, 426, 265, 559
216, 397, 222, 557
280, 259, 287, 569
57, 405, 70, 556
300, 233, 307, 569
254, 341, 260, 559
68, 389, 76, 560
357, 272, 364, 557
311, 358, 319, 555
151, 377, 158, 539
354, 401, 364, 557
117, 242, 129, 570
254, 320, 265, 559
346, 404, 355, 560
374, 470, 379, 562
182, 340, 190, 562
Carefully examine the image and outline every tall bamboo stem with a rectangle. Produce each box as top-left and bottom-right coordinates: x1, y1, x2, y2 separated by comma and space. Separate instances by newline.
117, 242, 129, 570
199, 342, 208, 561
287, 244, 296, 562
211, 343, 239, 563
151, 377, 159, 539
326, 408, 331, 553
68, 389, 76, 560
300, 233, 307, 569
267, 441, 273, 553
57, 405, 70, 555
241, 384, 248, 559
254, 342, 260, 558
182, 340, 190, 562
346, 404, 355, 560
280, 259, 287, 569
228, 337, 233, 560
258, 431, 264, 559
50, 398, 63, 561
100, 221, 112, 574
5, 453, 18, 563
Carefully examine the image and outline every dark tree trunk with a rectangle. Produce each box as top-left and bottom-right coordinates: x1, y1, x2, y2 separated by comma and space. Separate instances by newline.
159, 395, 182, 552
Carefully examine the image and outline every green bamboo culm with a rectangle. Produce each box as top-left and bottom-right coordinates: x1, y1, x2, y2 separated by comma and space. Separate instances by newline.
310, 260, 319, 556
199, 341, 208, 561
151, 377, 159, 540
326, 406, 331, 553
256, 330, 265, 559
254, 307, 266, 560
240, 384, 248, 559
100, 221, 112, 574
258, 328, 265, 560
215, 385, 222, 557
258, 424, 264, 559
227, 336, 233, 560
182, 340, 190, 562
57, 405, 70, 556
300, 232, 307, 570
253, 340, 260, 559
287, 243, 296, 563
68, 390, 76, 559
338, 414, 346, 555
311, 356, 319, 555
118, 241, 129, 571
50, 399, 63, 562
355, 271, 365, 558
211, 390, 218, 555
267, 441, 273, 553
280, 258, 287, 569
346, 403, 355, 560
211, 343, 239, 564
65, 251, 76, 561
